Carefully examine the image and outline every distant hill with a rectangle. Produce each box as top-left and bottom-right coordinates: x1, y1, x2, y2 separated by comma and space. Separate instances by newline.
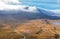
0, 7, 60, 39
0, 7, 60, 29
0, 7, 60, 21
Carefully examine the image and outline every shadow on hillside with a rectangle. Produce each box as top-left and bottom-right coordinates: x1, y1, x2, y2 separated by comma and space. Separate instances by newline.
0, 9, 60, 21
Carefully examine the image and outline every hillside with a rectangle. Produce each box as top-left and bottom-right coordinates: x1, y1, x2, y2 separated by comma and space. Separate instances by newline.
0, 0, 60, 39
0, 6, 60, 39
0, 19, 60, 39
16, 19, 60, 39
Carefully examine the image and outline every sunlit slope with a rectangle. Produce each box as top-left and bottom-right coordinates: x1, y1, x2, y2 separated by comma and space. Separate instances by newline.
16, 19, 60, 39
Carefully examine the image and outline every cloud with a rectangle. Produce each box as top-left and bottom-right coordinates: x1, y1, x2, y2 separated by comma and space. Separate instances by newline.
1, 0, 21, 5
50, 10, 60, 13
0, 0, 39, 13
0, 0, 21, 7
22, 6, 39, 12
0, 0, 22, 10
50, 10, 60, 17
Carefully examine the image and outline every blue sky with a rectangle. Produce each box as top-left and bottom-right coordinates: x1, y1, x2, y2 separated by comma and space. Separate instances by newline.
19, 0, 60, 10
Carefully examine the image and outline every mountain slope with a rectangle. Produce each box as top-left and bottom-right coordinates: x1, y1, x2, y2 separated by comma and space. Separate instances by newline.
0, 7, 60, 28
16, 19, 60, 39
0, 7, 60, 21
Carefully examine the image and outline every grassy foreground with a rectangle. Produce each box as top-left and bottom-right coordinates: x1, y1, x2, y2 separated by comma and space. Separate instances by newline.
0, 19, 60, 39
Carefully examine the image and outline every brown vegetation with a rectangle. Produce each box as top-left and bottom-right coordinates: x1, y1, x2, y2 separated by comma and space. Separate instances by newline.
0, 19, 60, 39
16, 19, 60, 39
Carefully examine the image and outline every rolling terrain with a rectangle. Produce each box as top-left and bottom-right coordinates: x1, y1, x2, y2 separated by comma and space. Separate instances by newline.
0, 7, 60, 39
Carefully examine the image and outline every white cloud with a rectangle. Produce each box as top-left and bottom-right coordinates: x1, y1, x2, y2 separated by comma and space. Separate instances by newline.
50, 10, 60, 13
22, 6, 39, 13
0, 0, 39, 13
0, 0, 22, 10
1, 0, 21, 5
50, 10, 60, 17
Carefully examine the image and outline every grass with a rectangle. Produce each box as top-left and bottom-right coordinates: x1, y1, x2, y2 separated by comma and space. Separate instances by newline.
0, 19, 60, 39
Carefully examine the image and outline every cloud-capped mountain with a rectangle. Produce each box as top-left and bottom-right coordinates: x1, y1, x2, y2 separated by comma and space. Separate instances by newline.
0, 6, 60, 23
0, 6, 60, 21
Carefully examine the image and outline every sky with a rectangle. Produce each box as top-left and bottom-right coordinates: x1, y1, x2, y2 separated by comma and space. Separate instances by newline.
0, 0, 60, 10
20, 0, 60, 10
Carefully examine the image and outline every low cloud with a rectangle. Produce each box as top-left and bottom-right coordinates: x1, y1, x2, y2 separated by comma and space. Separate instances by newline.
0, 0, 23, 10
0, 0, 21, 5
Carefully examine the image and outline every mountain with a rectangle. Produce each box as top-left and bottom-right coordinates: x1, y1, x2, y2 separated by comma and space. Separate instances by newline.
0, 6, 60, 27
0, 6, 60, 39
0, 6, 60, 21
